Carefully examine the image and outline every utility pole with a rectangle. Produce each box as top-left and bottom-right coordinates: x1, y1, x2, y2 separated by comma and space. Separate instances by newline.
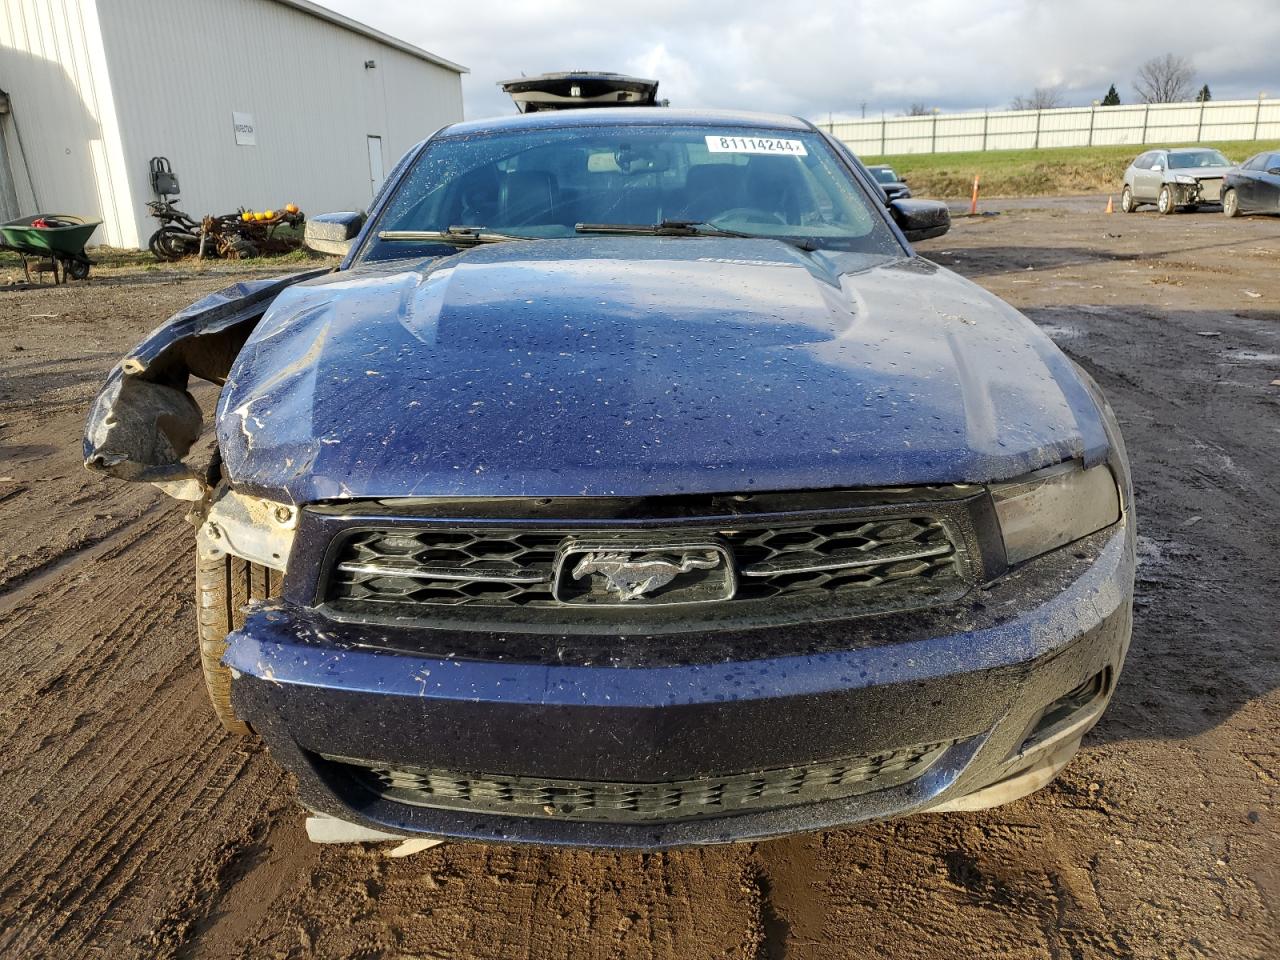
860, 101, 867, 119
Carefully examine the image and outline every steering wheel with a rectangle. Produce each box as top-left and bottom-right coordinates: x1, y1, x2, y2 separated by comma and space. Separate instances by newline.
712, 207, 787, 226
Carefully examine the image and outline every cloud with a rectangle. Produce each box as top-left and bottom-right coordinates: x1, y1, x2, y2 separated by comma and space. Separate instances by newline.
318, 0, 1280, 120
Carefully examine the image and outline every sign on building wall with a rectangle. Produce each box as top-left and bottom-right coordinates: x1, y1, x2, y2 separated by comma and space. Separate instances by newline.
233, 112, 256, 146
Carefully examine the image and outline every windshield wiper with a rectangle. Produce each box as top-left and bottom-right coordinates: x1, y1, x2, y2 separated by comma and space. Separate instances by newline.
377, 225, 532, 246
575, 219, 818, 251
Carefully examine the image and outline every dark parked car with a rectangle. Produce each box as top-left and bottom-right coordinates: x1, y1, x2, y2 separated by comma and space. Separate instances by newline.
1222, 150, 1280, 217
85, 108, 1134, 849
866, 164, 912, 200
1120, 146, 1233, 214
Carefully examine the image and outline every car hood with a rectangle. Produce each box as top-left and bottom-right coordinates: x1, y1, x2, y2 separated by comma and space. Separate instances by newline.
217, 237, 1109, 503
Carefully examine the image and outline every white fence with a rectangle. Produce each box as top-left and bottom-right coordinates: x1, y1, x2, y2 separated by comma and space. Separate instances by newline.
828, 98, 1280, 157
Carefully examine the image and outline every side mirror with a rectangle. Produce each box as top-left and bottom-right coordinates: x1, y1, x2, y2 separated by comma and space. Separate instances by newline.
1151, 164, 1163, 172
304, 211, 365, 256
1267, 167, 1280, 176
890, 198, 950, 243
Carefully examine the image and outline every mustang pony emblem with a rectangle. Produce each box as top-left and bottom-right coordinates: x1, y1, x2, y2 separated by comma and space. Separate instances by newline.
571, 551, 720, 601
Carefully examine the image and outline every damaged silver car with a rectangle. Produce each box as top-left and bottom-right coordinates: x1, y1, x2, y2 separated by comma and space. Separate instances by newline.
1120, 146, 1234, 214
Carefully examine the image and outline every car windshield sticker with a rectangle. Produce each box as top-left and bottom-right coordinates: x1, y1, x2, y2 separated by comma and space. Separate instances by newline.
705, 135, 807, 156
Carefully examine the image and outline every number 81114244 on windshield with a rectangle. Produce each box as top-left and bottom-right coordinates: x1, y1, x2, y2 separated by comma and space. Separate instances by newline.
705, 135, 808, 156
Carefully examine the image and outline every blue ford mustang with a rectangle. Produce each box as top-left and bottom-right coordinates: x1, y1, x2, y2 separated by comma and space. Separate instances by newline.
85, 108, 1134, 848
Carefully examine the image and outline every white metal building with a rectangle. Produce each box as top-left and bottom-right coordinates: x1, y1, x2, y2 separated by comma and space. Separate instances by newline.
0, 0, 465, 248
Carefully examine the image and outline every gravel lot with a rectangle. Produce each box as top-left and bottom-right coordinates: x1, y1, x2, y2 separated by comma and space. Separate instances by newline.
0, 205, 1277, 959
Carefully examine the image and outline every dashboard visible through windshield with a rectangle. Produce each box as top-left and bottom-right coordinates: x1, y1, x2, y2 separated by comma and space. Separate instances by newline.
360, 123, 902, 261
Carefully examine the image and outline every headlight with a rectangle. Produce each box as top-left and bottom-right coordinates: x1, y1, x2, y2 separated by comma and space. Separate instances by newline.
197, 488, 298, 571
990, 463, 1121, 565
1173, 175, 1196, 185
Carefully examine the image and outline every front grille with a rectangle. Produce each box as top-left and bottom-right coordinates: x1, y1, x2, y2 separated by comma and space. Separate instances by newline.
325, 741, 955, 822
324, 513, 966, 621
334, 528, 565, 607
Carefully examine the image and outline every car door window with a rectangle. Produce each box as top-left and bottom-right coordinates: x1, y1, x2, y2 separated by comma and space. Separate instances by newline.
1133, 153, 1152, 170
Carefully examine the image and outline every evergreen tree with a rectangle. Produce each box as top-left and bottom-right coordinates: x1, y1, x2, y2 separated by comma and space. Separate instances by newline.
1101, 84, 1120, 106
1196, 84, 1212, 102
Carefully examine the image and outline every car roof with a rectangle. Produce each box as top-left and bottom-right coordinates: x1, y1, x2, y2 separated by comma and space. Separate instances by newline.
438, 107, 814, 139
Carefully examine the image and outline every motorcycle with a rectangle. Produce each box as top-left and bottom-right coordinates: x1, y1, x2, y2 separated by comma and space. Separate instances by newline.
146, 200, 304, 262
145, 199, 202, 261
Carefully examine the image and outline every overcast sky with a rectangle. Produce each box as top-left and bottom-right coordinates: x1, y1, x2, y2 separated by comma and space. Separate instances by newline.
319, 0, 1278, 122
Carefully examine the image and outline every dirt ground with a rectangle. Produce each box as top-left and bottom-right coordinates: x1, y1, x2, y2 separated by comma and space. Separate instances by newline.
0, 204, 1277, 959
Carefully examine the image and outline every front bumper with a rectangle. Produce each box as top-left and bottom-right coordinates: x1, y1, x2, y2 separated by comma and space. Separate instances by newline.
1170, 178, 1223, 205
227, 523, 1133, 848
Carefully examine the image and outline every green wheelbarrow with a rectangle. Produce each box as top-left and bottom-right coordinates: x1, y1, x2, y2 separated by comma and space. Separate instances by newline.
1, 214, 100, 283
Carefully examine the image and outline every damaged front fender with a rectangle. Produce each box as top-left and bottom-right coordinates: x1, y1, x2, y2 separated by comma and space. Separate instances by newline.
83, 269, 330, 499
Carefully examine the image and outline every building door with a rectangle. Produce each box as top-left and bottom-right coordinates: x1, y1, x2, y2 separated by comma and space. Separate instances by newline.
367, 136, 385, 200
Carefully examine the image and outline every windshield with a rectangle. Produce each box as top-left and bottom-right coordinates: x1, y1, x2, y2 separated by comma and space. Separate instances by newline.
869, 167, 898, 184
1168, 150, 1229, 169
360, 123, 901, 261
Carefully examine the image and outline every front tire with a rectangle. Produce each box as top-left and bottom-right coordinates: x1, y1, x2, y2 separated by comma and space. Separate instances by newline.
149, 226, 193, 261
1223, 188, 1241, 218
1157, 185, 1176, 215
1120, 185, 1137, 213
196, 548, 279, 735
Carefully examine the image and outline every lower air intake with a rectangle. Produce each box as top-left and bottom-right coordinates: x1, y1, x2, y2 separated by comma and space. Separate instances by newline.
325, 740, 955, 823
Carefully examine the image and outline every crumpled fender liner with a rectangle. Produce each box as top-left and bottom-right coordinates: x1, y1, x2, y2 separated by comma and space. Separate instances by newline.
83, 269, 330, 497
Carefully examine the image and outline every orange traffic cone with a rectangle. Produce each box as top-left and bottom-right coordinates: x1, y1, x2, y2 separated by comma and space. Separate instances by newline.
1105, 195, 1114, 214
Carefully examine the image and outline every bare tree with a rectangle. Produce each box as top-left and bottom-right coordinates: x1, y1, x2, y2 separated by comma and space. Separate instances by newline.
1010, 87, 1064, 110
1135, 54, 1195, 103
904, 103, 932, 116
